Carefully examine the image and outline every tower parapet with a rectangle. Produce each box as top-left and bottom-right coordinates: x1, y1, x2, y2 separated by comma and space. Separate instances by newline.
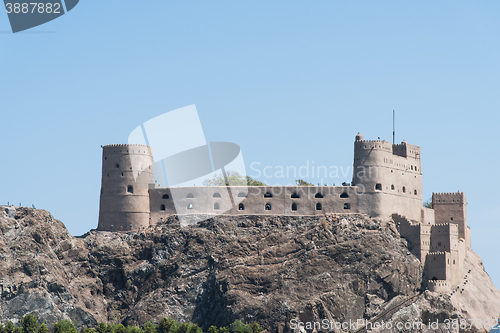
98, 144, 154, 231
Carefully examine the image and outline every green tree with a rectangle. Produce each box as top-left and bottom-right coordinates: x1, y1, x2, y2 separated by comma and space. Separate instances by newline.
5, 322, 21, 333
250, 324, 262, 333
96, 323, 108, 333
80, 328, 95, 333
38, 324, 49, 333
52, 320, 77, 333
295, 179, 314, 186
176, 324, 191, 333
245, 176, 267, 186
158, 318, 178, 333
203, 171, 267, 186
5, 322, 16, 333
125, 279, 132, 290
219, 328, 229, 333
189, 325, 201, 333
229, 321, 252, 333
115, 325, 127, 333
126, 327, 142, 333
203, 171, 246, 186
21, 314, 39, 333
0, 324, 6, 333
207, 326, 219, 333
423, 198, 432, 208
142, 322, 157, 333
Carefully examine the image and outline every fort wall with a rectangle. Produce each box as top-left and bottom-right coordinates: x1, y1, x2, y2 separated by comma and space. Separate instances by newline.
352, 135, 422, 221
98, 144, 154, 231
150, 186, 359, 223
432, 192, 468, 248
428, 280, 450, 293
425, 252, 449, 281
97, 133, 470, 294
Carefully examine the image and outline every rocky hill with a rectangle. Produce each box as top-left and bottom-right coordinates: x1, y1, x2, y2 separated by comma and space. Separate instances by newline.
0, 207, 499, 332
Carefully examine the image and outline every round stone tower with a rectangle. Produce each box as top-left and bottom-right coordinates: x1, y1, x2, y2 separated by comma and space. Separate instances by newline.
98, 144, 154, 231
352, 132, 423, 221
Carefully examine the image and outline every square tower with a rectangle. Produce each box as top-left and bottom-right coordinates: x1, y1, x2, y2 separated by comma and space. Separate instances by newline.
432, 192, 470, 249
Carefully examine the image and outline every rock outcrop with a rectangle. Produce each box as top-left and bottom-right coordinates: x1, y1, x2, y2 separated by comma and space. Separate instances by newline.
0, 207, 498, 332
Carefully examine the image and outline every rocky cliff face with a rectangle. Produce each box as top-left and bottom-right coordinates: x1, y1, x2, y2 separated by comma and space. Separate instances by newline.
0, 207, 498, 332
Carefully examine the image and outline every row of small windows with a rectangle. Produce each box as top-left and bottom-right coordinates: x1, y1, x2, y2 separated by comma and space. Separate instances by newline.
375, 183, 418, 195
160, 202, 351, 211
181, 192, 348, 199
381, 158, 419, 172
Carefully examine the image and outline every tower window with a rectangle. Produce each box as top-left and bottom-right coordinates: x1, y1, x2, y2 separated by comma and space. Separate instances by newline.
187, 203, 193, 209
160, 204, 165, 211
414, 190, 417, 195
127, 186, 133, 193
375, 183, 382, 191
265, 203, 271, 210
344, 203, 351, 210
340, 193, 349, 198
402, 186, 406, 193
186, 193, 194, 198
315, 193, 324, 198
116, 164, 120, 169
214, 203, 220, 210
291, 203, 297, 211
239, 203, 245, 210
162, 194, 169, 199
291, 193, 300, 198
391, 185, 395, 190
121, 173, 124, 177
264, 192, 272, 198
213, 192, 221, 198
316, 203, 322, 210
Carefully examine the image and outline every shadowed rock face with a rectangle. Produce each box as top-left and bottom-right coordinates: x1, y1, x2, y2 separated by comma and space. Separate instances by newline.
0, 207, 496, 333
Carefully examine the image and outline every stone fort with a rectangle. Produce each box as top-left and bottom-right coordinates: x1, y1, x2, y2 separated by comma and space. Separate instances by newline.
97, 132, 470, 293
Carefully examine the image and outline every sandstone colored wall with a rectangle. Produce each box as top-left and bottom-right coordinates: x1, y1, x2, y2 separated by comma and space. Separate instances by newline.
149, 186, 359, 223
425, 252, 449, 281
352, 138, 423, 221
421, 207, 435, 225
432, 192, 468, 248
428, 280, 451, 293
98, 144, 154, 231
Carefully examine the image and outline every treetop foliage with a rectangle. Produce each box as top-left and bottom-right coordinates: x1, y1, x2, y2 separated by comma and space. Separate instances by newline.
295, 179, 314, 186
0, 314, 262, 333
203, 171, 267, 187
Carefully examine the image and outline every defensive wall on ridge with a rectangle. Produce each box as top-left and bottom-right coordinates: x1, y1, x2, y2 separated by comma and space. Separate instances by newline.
96, 133, 472, 293
149, 185, 360, 223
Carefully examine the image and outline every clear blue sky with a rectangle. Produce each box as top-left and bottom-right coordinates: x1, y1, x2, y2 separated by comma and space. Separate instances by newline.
1, 1, 499, 288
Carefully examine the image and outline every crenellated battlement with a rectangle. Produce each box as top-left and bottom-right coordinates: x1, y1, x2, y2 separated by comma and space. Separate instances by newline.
432, 223, 458, 228
103, 144, 150, 148
432, 192, 465, 203
102, 144, 153, 156
428, 280, 450, 292
356, 139, 390, 144
427, 252, 447, 256
428, 279, 448, 285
